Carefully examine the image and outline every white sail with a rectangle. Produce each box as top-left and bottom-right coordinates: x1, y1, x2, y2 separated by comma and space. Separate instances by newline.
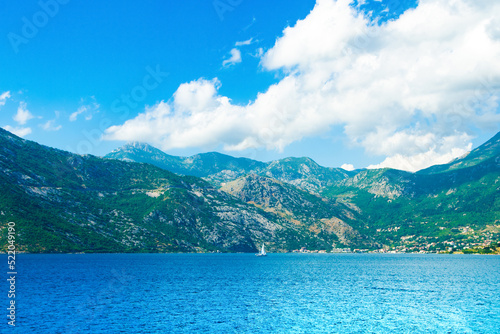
256, 243, 267, 256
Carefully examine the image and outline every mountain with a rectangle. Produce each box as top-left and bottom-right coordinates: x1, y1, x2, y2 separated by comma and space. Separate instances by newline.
0, 128, 366, 253
105, 143, 354, 192
1, 127, 498, 254
262, 157, 355, 193
104, 134, 500, 253
105, 141, 185, 170
105, 142, 267, 185
330, 132, 500, 199
221, 174, 371, 248
418, 132, 500, 175
322, 133, 500, 252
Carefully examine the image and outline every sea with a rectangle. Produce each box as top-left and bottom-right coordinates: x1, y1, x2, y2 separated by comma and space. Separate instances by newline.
2, 253, 499, 333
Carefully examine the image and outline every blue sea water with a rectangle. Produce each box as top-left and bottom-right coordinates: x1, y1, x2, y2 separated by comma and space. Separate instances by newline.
2, 254, 499, 333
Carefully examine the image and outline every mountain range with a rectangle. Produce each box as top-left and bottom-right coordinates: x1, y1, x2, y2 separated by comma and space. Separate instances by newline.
1, 127, 499, 253
0, 128, 369, 253
106, 142, 355, 192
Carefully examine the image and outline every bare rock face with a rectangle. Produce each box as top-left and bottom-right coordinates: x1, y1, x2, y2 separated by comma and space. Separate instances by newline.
320, 218, 362, 246
221, 174, 370, 248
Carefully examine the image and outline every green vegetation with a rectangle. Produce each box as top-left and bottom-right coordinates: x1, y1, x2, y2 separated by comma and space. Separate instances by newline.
1, 127, 499, 254
457, 242, 500, 255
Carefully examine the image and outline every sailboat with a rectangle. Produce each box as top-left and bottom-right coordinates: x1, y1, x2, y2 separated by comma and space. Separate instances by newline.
256, 244, 267, 256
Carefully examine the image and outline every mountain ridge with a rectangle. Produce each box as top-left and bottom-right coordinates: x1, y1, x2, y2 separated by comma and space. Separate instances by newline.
105, 131, 499, 253
0, 128, 369, 253
0, 128, 498, 253
105, 143, 356, 192
108, 131, 500, 178
418, 132, 500, 175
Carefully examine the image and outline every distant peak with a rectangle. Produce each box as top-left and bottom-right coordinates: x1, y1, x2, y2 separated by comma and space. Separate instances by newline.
271, 156, 319, 167
123, 141, 163, 152
127, 141, 151, 149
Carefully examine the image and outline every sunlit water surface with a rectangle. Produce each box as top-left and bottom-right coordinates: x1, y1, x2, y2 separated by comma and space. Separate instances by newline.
3, 253, 499, 333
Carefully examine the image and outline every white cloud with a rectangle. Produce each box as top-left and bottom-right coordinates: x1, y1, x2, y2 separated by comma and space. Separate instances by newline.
235, 38, 253, 46
0, 91, 10, 108
341, 163, 355, 171
104, 79, 248, 150
40, 120, 62, 131
253, 47, 264, 58
13, 102, 34, 125
70, 98, 100, 122
104, 0, 500, 171
3, 99, 36, 138
3, 125, 31, 137
40, 112, 62, 132
69, 106, 86, 122
222, 48, 242, 67
367, 132, 473, 172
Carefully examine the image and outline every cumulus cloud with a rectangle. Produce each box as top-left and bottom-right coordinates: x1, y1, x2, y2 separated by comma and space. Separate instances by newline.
0, 91, 10, 108
367, 132, 474, 171
223, 39, 256, 67
105, 0, 500, 171
341, 163, 355, 171
105, 78, 249, 150
13, 102, 34, 125
3, 100, 36, 137
222, 48, 242, 67
3, 125, 31, 137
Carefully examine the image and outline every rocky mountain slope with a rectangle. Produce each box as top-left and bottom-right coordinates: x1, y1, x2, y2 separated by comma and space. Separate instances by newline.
106, 142, 267, 179
106, 143, 354, 192
1, 127, 498, 253
322, 134, 500, 252
221, 174, 369, 248
106, 132, 500, 253
261, 157, 354, 193
0, 128, 368, 253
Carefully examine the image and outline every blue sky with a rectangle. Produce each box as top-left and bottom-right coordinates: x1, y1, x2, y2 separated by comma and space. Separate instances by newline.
1, 0, 499, 171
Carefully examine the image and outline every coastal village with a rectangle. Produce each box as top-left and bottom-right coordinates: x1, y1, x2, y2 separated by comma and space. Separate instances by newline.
291, 224, 500, 254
